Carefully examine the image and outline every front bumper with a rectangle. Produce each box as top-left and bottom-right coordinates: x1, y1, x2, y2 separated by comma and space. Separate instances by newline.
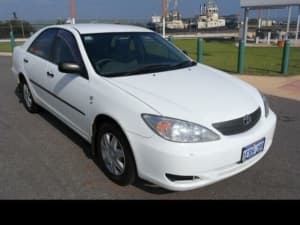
127, 110, 277, 191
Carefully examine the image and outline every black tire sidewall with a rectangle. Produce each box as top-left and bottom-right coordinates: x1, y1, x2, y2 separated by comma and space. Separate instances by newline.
96, 122, 136, 186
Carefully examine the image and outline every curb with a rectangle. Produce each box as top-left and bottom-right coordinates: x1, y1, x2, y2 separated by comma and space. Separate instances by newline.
0, 52, 12, 56
236, 75, 300, 102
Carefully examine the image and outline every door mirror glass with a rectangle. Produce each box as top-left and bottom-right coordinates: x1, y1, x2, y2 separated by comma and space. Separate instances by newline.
58, 62, 83, 75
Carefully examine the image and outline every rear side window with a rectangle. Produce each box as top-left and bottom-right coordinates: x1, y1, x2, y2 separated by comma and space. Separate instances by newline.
28, 28, 57, 60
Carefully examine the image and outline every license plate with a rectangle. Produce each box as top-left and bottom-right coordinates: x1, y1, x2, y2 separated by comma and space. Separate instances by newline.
240, 138, 265, 163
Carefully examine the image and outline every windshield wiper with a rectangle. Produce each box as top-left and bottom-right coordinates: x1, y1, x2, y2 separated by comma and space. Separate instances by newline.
120, 61, 196, 76
171, 60, 197, 69
101, 64, 172, 77
101, 61, 196, 77
112, 64, 173, 77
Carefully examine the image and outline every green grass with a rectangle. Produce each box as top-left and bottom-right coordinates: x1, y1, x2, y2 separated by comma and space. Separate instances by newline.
173, 39, 300, 76
0, 42, 23, 52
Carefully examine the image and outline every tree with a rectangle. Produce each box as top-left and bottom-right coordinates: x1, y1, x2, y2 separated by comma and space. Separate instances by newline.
56, 19, 66, 25
0, 20, 35, 38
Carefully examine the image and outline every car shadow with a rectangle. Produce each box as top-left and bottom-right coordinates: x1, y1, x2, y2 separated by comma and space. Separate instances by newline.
14, 86, 92, 158
14, 86, 174, 195
133, 179, 174, 195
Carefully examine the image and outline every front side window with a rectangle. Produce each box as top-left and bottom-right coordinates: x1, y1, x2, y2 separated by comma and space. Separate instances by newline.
52, 29, 83, 66
81, 32, 195, 77
28, 28, 57, 60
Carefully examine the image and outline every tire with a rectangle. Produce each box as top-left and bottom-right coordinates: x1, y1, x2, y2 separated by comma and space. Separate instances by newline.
96, 122, 136, 186
21, 80, 39, 113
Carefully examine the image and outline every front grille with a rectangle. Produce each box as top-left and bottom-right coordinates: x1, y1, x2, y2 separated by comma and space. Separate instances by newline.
212, 108, 261, 136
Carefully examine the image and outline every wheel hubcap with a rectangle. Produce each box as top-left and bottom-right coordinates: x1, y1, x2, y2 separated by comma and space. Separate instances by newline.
23, 84, 32, 108
100, 133, 126, 176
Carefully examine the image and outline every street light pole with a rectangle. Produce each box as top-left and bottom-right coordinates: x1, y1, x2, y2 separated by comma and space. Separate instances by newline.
69, 0, 76, 24
286, 6, 292, 40
296, 6, 300, 41
243, 8, 249, 43
162, 0, 166, 38
258, 9, 262, 28
21, 20, 25, 38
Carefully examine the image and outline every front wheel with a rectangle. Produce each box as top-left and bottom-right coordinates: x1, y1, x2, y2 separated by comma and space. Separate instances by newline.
96, 122, 136, 186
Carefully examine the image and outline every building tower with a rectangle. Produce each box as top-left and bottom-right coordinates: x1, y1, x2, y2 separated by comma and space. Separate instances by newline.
69, 0, 76, 24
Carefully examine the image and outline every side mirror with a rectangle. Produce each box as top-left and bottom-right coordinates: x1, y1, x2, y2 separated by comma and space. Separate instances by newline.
182, 50, 189, 56
58, 62, 84, 76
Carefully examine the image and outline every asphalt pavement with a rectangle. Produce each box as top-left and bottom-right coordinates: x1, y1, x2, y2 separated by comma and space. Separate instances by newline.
0, 56, 300, 199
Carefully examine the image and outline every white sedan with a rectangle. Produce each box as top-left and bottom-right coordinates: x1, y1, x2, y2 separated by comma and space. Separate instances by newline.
12, 24, 277, 191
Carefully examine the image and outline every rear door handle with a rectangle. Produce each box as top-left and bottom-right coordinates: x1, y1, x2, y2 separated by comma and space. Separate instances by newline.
24, 59, 29, 63
47, 72, 54, 78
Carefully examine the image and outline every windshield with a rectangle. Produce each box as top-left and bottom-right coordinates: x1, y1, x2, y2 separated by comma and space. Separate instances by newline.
81, 32, 196, 77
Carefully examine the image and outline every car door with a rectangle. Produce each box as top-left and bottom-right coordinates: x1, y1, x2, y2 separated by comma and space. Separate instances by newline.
45, 29, 90, 139
24, 28, 58, 102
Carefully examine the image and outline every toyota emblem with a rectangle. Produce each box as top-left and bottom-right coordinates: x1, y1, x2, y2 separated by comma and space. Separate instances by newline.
243, 115, 252, 126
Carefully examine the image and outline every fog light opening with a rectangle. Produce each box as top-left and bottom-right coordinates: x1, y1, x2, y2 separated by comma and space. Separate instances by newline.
166, 174, 200, 182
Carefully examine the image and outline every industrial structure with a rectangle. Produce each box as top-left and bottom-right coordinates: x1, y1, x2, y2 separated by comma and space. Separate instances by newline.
240, 0, 300, 42
68, 0, 76, 24
165, 0, 185, 29
150, 0, 226, 34
151, 0, 185, 31
197, 0, 226, 29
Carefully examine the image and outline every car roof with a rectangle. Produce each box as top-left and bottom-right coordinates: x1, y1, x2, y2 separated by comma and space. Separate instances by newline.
53, 23, 153, 34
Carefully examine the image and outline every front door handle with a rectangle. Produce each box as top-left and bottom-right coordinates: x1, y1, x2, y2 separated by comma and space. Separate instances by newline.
24, 58, 29, 63
47, 72, 54, 78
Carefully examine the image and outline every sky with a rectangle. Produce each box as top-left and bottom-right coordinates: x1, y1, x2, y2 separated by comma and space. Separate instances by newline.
0, 0, 298, 22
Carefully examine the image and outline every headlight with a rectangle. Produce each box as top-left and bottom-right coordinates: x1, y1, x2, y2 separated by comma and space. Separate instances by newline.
260, 92, 269, 118
142, 114, 220, 143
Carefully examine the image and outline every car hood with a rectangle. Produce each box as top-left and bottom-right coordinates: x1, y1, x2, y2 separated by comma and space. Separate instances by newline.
105, 64, 263, 127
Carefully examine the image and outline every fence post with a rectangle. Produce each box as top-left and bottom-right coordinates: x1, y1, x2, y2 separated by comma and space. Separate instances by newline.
10, 31, 16, 52
281, 40, 290, 75
197, 38, 203, 63
237, 39, 245, 74
168, 35, 173, 43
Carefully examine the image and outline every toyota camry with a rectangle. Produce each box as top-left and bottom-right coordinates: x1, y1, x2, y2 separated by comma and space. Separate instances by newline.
12, 24, 277, 191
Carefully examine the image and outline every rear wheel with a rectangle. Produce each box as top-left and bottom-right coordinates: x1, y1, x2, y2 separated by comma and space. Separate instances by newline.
21, 80, 39, 113
96, 122, 136, 186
